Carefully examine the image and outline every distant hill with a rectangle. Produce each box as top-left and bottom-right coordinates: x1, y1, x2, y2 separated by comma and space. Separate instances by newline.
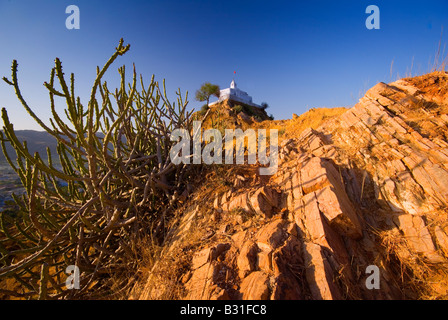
0, 130, 58, 164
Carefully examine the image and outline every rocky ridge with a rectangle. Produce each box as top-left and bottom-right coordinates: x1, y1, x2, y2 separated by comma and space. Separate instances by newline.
134, 71, 448, 300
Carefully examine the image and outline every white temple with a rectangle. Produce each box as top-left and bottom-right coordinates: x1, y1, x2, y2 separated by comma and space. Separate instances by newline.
209, 79, 260, 107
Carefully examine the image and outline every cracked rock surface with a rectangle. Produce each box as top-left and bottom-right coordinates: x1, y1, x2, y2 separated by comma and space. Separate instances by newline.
135, 72, 448, 300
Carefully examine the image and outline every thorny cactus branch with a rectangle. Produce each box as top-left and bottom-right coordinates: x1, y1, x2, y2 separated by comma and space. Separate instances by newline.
0, 38, 197, 299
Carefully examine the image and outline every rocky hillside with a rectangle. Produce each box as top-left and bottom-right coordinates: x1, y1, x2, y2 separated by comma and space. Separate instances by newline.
132, 71, 448, 300
194, 100, 272, 131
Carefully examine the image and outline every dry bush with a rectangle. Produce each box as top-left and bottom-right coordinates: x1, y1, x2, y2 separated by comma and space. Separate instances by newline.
0, 39, 198, 299
376, 227, 448, 299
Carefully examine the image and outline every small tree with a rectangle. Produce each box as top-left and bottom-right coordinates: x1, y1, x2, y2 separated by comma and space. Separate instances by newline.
195, 82, 220, 106
260, 102, 269, 110
233, 105, 244, 114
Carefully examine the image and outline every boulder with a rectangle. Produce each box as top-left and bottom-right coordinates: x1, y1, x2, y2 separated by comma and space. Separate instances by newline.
434, 226, 448, 255
315, 185, 363, 239
257, 250, 273, 273
226, 192, 252, 214
191, 247, 213, 270
395, 214, 444, 263
185, 262, 218, 300
249, 187, 279, 218
210, 287, 230, 300
237, 241, 259, 278
302, 242, 342, 300
256, 219, 287, 252
270, 274, 302, 300
192, 244, 231, 270
295, 191, 351, 270
300, 157, 345, 195
239, 271, 270, 300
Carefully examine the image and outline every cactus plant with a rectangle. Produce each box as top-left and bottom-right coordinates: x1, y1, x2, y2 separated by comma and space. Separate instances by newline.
0, 39, 196, 299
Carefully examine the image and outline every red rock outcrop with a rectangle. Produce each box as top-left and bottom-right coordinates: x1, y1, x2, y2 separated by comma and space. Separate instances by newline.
135, 71, 448, 300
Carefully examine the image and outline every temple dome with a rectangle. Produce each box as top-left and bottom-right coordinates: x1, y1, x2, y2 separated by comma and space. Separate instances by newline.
208, 78, 260, 108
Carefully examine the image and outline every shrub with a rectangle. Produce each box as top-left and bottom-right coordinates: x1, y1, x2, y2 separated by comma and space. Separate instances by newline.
199, 104, 209, 116
233, 105, 244, 114
0, 39, 196, 299
233, 104, 255, 116
243, 105, 255, 116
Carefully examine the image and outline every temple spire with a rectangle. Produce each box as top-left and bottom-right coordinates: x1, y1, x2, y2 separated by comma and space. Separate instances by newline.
231, 70, 237, 88
208, 71, 259, 108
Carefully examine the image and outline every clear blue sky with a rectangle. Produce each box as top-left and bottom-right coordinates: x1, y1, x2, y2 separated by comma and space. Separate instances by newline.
0, 0, 447, 130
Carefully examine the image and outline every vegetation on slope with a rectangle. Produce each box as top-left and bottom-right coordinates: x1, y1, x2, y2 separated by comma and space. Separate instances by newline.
0, 39, 198, 299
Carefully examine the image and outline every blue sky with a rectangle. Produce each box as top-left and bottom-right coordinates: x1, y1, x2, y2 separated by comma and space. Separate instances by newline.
0, 0, 447, 130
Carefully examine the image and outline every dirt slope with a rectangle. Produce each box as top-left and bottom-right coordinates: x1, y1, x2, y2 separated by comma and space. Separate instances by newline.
132, 71, 448, 300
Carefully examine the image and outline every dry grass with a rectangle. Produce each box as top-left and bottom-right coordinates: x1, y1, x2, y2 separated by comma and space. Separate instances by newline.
193, 100, 347, 144
129, 211, 203, 300
375, 226, 448, 300
130, 158, 269, 300
253, 107, 348, 143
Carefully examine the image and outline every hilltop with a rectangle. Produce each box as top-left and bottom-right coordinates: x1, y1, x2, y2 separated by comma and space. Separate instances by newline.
132, 71, 448, 300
